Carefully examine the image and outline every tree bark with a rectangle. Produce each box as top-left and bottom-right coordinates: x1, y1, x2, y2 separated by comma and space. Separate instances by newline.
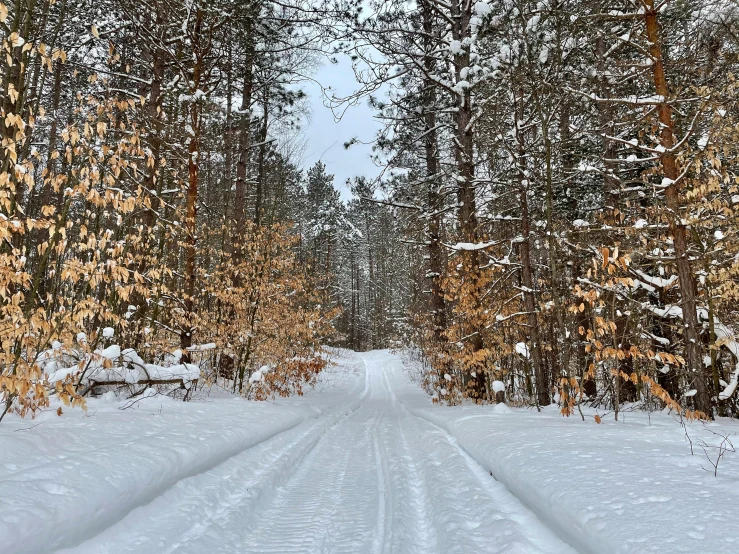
181, 6, 204, 353
450, 0, 486, 400
515, 88, 548, 406
643, 0, 709, 414
255, 89, 268, 227
233, 14, 254, 256
420, 0, 447, 345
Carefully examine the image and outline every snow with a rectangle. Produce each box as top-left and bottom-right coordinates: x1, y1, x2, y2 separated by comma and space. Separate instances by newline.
491, 402, 512, 414
0, 351, 366, 554
452, 80, 471, 95
642, 332, 670, 346
144, 363, 200, 383
2, 350, 738, 553
44, 345, 200, 387
448, 240, 498, 251
392, 351, 739, 554
474, 1, 492, 17
102, 327, 114, 339
248, 365, 270, 383
634, 269, 678, 289
492, 380, 506, 393
713, 318, 739, 401
99, 345, 120, 360
515, 341, 530, 358
187, 342, 216, 352
121, 348, 145, 368
648, 304, 683, 319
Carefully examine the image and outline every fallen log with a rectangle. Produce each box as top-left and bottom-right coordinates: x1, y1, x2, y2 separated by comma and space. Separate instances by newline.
82, 378, 198, 399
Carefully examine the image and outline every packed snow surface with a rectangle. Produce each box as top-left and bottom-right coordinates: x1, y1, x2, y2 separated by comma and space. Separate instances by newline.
1, 350, 738, 553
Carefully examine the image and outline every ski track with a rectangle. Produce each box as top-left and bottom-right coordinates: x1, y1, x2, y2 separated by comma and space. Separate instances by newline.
56, 350, 578, 554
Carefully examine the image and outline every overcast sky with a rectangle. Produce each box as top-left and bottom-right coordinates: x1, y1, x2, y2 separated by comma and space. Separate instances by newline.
300, 56, 383, 201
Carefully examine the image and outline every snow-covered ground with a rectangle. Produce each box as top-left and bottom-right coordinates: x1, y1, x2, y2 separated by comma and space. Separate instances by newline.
1, 350, 737, 553
398, 352, 739, 554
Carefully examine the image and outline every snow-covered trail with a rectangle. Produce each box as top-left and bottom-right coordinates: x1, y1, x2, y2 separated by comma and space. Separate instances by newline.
5, 349, 739, 554
57, 350, 576, 554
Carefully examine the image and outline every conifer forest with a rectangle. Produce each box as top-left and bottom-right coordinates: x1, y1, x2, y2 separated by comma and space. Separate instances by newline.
2, 1, 739, 553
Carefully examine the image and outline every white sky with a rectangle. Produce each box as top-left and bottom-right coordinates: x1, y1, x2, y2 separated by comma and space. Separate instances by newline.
300, 56, 383, 201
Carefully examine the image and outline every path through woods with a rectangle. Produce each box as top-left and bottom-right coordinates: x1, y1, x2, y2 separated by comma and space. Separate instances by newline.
57, 351, 576, 554
4, 350, 739, 554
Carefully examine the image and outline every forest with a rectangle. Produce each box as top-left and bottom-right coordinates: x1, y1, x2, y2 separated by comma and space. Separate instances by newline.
2, 0, 739, 424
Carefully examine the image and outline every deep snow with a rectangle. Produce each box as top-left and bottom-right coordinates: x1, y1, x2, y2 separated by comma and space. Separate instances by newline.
1, 349, 737, 553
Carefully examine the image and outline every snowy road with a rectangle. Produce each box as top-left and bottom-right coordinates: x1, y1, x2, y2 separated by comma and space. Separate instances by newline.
5, 349, 739, 554
55, 351, 576, 554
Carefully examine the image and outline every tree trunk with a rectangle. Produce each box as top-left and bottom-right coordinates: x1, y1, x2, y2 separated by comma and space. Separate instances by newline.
450, 0, 485, 400
181, 6, 204, 354
643, 0, 709, 415
520, 178, 548, 406
420, 0, 447, 345
233, 15, 254, 256
255, 89, 268, 227
515, 90, 548, 407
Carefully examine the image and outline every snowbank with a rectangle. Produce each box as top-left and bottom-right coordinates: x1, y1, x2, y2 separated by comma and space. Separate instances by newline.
42, 345, 201, 389
3, 349, 737, 554
390, 354, 739, 554
0, 350, 365, 554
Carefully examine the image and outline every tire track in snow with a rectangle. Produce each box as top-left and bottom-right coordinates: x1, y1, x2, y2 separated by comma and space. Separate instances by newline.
163, 407, 357, 553
378, 359, 439, 553
412, 413, 581, 553
239, 369, 385, 553
239, 423, 356, 553
370, 359, 392, 554
374, 352, 581, 554
57, 350, 580, 554
44, 410, 316, 554
58, 363, 373, 554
